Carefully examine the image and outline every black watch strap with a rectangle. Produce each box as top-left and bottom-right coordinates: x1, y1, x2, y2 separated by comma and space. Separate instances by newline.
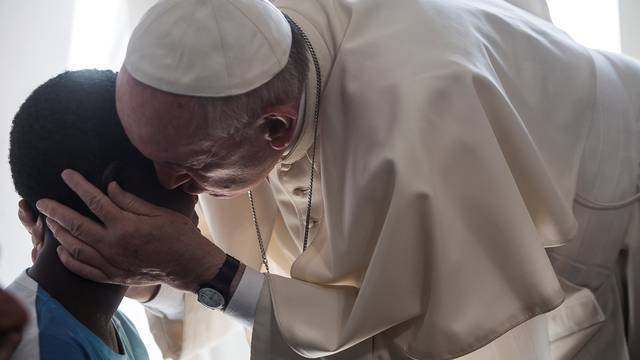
197, 255, 240, 310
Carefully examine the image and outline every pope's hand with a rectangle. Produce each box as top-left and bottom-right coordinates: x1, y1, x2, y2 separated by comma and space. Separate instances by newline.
35, 169, 225, 293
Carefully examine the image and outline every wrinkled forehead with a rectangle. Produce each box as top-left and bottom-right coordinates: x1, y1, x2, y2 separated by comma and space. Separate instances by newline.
116, 69, 209, 164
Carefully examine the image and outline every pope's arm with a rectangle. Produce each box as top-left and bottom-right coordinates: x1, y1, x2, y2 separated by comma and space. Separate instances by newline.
140, 193, 272, 358
144, 267, 263, 326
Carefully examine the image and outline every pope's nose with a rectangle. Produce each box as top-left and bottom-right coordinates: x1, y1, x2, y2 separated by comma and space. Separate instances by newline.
154, 163, 191, 190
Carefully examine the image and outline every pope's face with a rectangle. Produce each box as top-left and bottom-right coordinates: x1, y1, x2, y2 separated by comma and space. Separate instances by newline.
116, 69, 283, 198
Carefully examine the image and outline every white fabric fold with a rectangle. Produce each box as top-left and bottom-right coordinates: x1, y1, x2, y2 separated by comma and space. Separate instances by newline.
225, 267, 265, 328
144, 285, 185, 320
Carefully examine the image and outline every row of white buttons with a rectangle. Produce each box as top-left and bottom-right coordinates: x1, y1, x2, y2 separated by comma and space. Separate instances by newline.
277, 161, 321, 234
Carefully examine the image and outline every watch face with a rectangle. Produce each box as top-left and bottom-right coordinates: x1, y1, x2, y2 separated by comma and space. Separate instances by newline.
198, 287, 225, 310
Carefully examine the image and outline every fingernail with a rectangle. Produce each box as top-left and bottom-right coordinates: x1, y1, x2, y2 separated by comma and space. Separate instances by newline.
61, 170, 71, 182
35, 200, 43, 211
45, 218, 53, 229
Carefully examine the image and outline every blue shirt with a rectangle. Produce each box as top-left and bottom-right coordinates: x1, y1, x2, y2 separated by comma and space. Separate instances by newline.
6, 271, 149, 360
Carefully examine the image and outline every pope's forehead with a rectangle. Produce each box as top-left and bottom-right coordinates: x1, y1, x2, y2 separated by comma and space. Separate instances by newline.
116, 75, 209, 162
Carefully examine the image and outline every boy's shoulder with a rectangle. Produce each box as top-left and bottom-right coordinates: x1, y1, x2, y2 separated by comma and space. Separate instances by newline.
12, 327, 91, 360
6, 271, 148, 360
6, 271, 40, 359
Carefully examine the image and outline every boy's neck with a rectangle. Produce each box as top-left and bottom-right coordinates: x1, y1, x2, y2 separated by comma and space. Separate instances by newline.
28, 231, 127, 350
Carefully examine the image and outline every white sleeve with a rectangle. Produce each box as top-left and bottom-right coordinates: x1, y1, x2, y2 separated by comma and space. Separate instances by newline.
143, 285, 185, 320
225, 267, 265, 328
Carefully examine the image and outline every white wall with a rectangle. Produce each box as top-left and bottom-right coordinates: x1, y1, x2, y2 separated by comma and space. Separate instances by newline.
547, 0, 621, 52
620, 0, 640, 59
0, 0, 75, 285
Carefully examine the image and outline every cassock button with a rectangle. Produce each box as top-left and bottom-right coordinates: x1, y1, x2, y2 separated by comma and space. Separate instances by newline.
293, 186, 309, 197
279, 163, 292, 172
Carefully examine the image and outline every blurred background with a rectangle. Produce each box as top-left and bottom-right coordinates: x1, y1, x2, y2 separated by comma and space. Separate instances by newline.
0, 0, 638, 359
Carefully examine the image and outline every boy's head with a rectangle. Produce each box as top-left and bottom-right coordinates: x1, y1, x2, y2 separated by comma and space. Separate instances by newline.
9, 70, 197, 230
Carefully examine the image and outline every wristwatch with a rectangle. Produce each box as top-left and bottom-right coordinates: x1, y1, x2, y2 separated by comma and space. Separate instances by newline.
196, 255, 240, 310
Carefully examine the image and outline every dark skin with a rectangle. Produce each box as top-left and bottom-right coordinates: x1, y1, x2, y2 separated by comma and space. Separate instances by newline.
0, 289, 27, 360
28, 230, 127, 353
24, 165, 200, 353
18, 201, 158, 303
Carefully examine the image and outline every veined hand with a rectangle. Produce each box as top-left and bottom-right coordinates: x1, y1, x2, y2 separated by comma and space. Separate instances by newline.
35, 169, 226, 293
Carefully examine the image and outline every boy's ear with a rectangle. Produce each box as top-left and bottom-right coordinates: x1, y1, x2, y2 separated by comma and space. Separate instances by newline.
101, 162, 123, 193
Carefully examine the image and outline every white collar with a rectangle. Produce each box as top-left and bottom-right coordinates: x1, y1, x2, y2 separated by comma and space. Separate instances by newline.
282, 88, 307, 159
278, 10, 332, 165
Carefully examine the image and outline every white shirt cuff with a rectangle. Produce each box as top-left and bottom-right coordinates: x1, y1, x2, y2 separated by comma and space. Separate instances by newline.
143, 284, 185, 320
225, 267, 265, 328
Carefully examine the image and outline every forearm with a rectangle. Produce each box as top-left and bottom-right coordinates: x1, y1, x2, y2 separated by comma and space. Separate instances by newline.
172, 234, 227, 293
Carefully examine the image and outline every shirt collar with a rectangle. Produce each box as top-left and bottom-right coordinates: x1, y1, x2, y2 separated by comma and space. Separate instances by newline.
282, 88, 306, 159
278, 10, 332, 165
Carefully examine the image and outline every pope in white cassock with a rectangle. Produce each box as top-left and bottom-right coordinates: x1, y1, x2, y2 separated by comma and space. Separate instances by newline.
31, 0, 640, 359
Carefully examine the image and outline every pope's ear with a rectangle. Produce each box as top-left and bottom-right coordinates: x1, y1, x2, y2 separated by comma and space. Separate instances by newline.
261, 114, 295, 151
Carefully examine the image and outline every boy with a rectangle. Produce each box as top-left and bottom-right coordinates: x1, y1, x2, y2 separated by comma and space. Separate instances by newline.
6, 69, 198, 359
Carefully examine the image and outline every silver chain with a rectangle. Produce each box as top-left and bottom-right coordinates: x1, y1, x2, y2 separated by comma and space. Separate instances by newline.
248, 16, 322, 273
248, 190, 270, 273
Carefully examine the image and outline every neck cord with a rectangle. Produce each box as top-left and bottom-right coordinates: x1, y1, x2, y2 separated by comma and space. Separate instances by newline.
248, 17, 322, 273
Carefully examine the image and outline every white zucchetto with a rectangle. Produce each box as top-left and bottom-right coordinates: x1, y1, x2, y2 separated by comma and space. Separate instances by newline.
124, 0, 292, 97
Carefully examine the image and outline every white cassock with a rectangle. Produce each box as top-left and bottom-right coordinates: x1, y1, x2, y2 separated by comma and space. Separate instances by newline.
137, 0, 640, 359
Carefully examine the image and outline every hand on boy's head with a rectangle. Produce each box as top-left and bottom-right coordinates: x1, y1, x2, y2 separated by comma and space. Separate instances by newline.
0, 288, 27, 360
36, 169, 216, 292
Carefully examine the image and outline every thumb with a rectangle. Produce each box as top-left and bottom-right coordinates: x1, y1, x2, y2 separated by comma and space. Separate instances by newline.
107, 181, 162, 216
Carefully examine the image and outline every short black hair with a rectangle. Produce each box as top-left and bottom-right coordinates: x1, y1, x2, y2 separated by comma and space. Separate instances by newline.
9, 70, 189, 222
